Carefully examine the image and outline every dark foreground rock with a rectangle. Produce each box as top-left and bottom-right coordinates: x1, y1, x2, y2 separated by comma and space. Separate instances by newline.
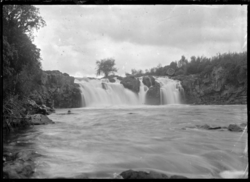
195, 124, 227, 130
228, 124, 243, 132
183, 123, 246, 132
3, 150, 42, 179
26, 114, 55, 125
120, 170, 188, 179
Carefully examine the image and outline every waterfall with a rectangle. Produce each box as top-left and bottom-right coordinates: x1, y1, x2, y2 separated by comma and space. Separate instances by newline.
138, 78, 148, 104
75, 78, 143, 107
75, 76, 184, 107
156, 77, 184, 105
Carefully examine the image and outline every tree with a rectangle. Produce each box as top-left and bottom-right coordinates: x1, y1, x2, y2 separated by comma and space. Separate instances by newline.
177, 55, 188, 68
3, 5, 46, 121
96, 58, 118, 77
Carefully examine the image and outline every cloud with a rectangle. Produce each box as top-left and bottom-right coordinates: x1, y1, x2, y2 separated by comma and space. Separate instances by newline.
34, 5, 247, 77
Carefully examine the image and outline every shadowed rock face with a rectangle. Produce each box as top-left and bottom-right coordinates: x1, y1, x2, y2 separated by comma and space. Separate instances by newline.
145, 82, 161, 105
31, 70, 82, 109
26, 114, 55, 125
172, 66, 247, 105
183, 123, 246, 132
120, 76, 140, 93
142, 76, 156, 88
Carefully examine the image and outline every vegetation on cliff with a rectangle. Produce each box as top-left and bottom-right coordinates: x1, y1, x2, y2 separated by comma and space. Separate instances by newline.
3, 5, 46, 131
129, 52, 247, 104
130, 52, 247, 81
3, 5, 82, 133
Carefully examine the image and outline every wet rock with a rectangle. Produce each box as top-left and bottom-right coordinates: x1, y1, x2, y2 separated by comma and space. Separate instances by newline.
15, 150, 42, 161
120, 76, 140, 93
170, 175, 189, 179
228, 124, 243, 132
120, 170, 169, 179
145, 82, 161, 105
240, 122, 247, 127
196, 124, 223, 130
3, 150, 42, 179
184, 124, 228, 131
142, 76, 156, 88
27, 114, 54, 125
3, 160, 35, 178
3, 152, 15, 162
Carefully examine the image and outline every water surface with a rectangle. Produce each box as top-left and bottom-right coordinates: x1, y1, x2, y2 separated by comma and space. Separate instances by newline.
3, 105, 248, 178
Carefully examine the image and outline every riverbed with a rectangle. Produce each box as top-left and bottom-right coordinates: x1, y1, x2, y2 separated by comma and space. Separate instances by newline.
3, 105, 248, 178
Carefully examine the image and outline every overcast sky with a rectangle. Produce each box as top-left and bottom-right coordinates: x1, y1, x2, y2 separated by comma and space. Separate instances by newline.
34, 5, 247, 78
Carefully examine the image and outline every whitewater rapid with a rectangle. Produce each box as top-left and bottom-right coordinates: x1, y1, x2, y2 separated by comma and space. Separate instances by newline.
75, 76, 184, 107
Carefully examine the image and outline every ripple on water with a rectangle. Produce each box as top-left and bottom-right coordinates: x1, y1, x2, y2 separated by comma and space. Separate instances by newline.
3, 105, 248, 179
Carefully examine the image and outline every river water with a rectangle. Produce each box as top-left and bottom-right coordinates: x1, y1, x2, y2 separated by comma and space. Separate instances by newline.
3, 105, 248, 178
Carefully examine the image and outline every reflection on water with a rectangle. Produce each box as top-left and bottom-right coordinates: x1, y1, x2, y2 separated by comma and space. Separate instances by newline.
3, 105, 248, 178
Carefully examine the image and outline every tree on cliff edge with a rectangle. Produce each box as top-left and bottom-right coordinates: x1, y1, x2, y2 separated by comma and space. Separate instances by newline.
96, 58, 118, 77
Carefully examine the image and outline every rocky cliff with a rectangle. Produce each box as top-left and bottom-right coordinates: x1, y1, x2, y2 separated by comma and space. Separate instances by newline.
30, 70, 82, 109
172, 66, 247, 105
120, 76, 140, 93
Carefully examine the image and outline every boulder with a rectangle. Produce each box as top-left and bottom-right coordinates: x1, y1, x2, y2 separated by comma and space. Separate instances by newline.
120, 170, 189, 179
27, 114, 54, 125
170, 175, 189, 179
3, 150, 41, 179
228, 124, 243, 132
142, 76, 155, 88
120, 76, 140, 93
120, 170, 169, 179
196, 124, 224, 130
145, 82, 161, 105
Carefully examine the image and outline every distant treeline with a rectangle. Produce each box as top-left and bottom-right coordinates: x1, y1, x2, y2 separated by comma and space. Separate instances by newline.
129, 51, 247, 85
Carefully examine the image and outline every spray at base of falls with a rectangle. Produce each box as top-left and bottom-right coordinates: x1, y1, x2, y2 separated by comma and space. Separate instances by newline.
75, 76, 184, 107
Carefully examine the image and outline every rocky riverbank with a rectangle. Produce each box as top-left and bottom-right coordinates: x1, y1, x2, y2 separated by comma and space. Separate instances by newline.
32, 70, 82, 108
171, 66, 247, 105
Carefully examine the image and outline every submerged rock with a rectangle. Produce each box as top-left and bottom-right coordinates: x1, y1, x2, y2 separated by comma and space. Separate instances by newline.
228, 124, 243, 132
120, 170, 169, 179
120, 170, 189, 179
27, 114, 54, 125
195, 124, 224, 130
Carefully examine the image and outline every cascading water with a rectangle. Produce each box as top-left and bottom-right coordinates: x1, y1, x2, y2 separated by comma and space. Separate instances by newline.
155, 77, 184, 105
75, 78, 143, 107
75, 76, 184, 107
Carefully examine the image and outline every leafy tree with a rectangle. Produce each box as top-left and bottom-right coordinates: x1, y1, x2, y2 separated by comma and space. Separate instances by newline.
3, 5, 46, 125
96, 58, 118, 78
169, 61, 178, 70
177, 55, 188, 68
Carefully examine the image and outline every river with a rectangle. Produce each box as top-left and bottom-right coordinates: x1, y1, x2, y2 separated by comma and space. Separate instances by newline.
3, 104, 248, 178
